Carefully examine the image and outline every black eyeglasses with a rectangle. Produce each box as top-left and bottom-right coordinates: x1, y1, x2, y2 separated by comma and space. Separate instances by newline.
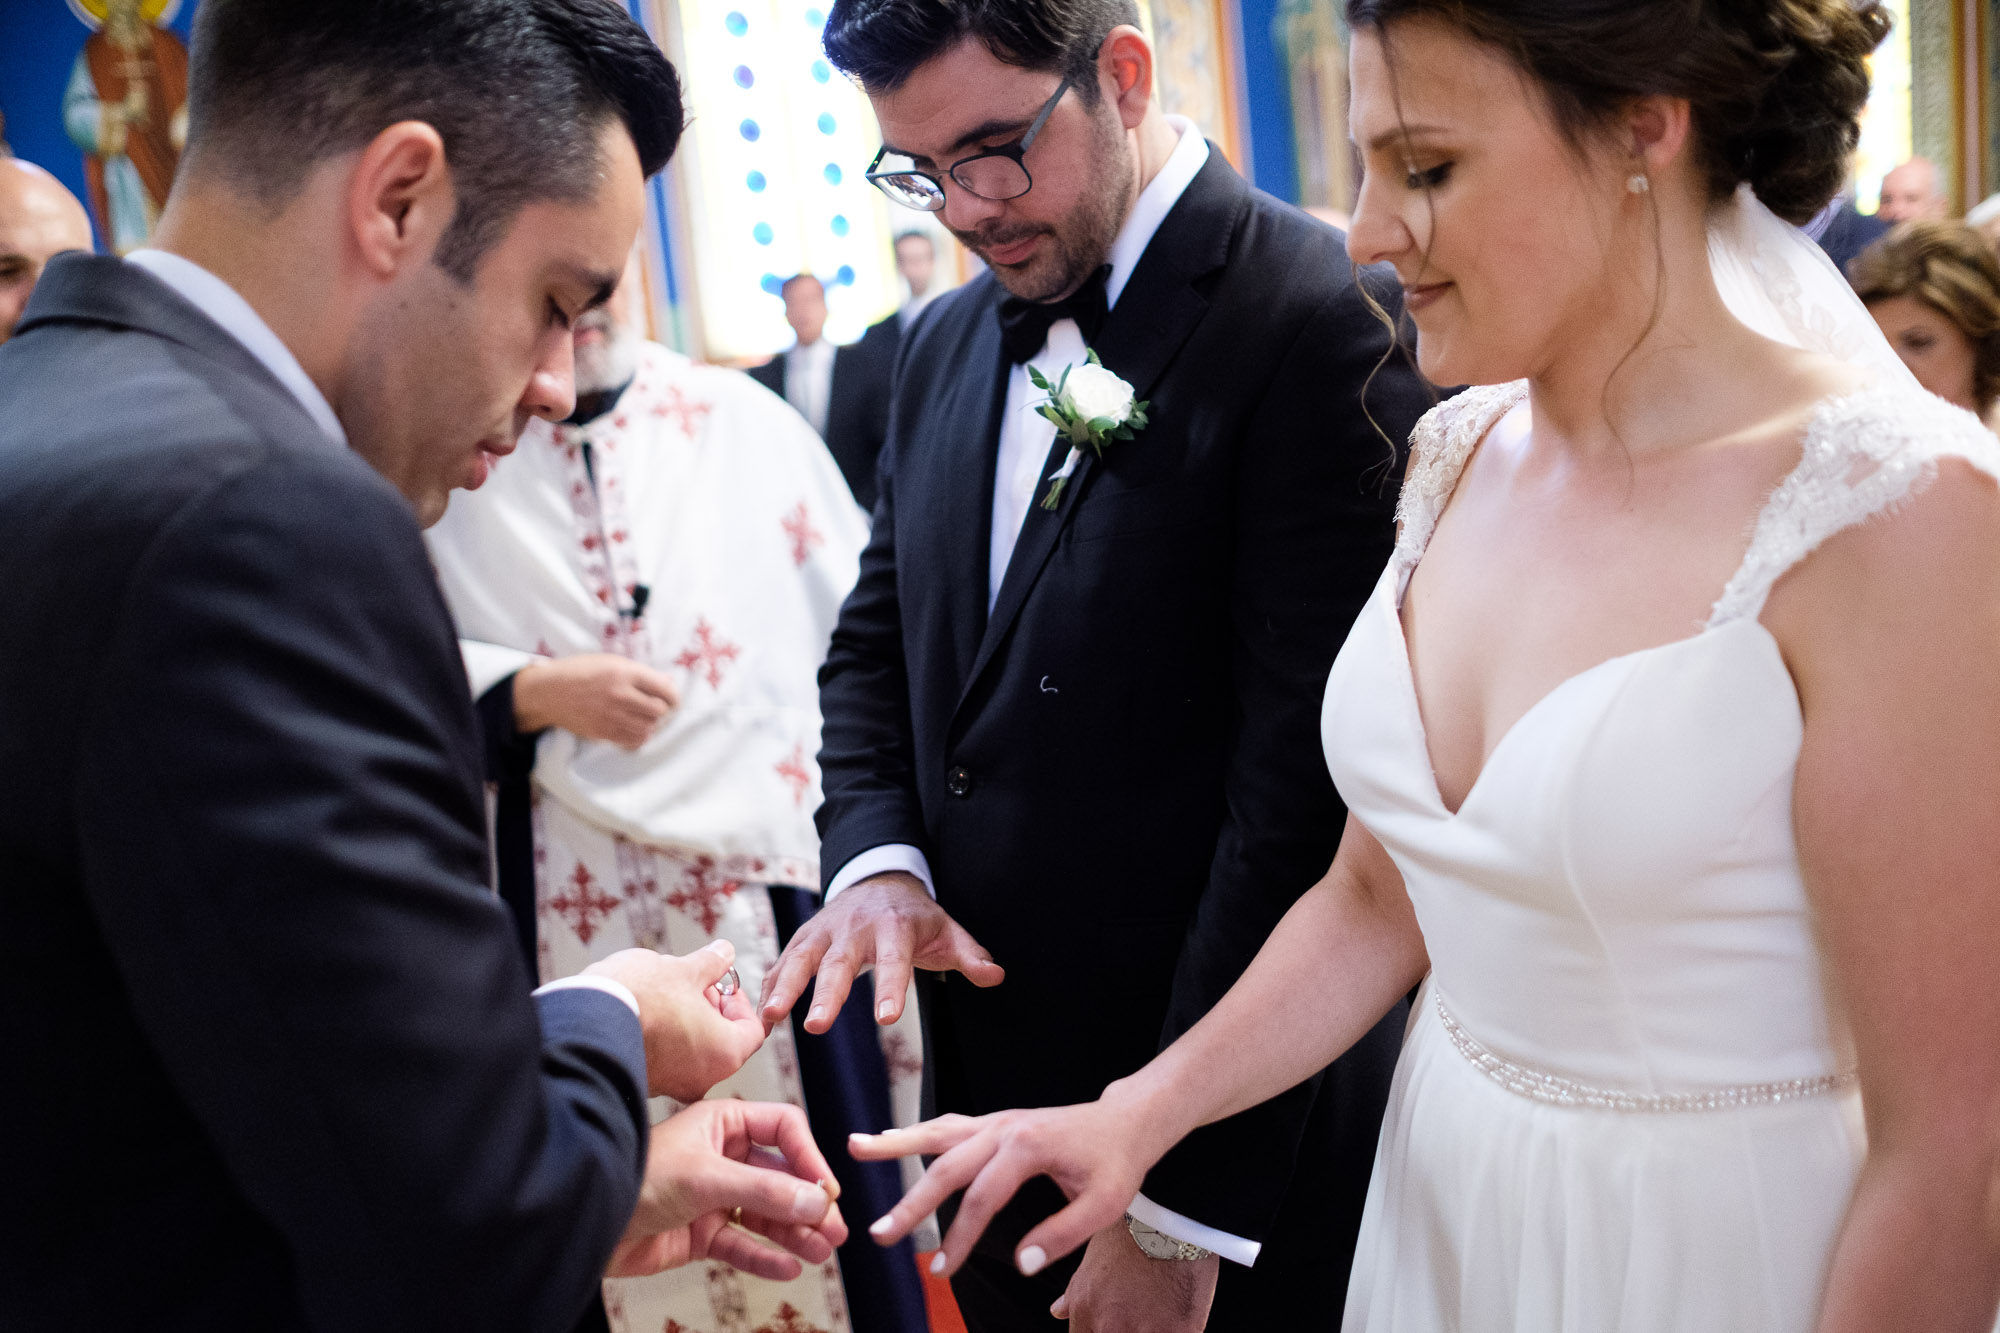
865, 73, 1075, 212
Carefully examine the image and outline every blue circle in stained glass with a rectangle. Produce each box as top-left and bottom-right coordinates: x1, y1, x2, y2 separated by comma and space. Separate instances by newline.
811, 60, 832, 83
753, 222, 774, 245
817, 112, 837, 135
740, 119, 761, 142
725, 11, 748, 34
823, 163, 843, 185
835, 264, 856, 286
733, 65, 755, 88
761, 273, 783, 295
830, 215, 851, 237
747, 170, 767, 192
805, 8, 825, 25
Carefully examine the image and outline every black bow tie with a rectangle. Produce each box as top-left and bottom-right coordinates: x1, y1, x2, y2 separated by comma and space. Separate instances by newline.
996, 265, 1111, 364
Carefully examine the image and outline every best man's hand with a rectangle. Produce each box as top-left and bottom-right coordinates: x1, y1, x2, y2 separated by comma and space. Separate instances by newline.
513, 654, 680, 749
586, 942, 768, 1102
607, 1099, 850, 1280
1051, 1225, 1219, 1331
759, 873, 1003, 1034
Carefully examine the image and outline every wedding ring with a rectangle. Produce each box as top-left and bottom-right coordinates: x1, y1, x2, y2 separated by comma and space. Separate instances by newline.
716, 967, 741, 998
729, 1206, 744, 1227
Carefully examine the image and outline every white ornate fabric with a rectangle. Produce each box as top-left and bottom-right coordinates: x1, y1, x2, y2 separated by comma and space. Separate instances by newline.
426, 343, 915, 1333
1328, 379, 1999, 1332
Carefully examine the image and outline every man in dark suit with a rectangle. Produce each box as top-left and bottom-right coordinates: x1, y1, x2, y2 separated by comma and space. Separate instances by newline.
0, 3, 844, 1330
751, 272, 891, 510
760, 1, 1431, 1329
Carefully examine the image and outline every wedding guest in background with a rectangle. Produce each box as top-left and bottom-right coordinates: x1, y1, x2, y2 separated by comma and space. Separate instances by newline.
751, 272, 884, 509
759, 0, 1432, 1326
1854, 221, 2000, 427
1806, 179, 1888, 278
1877, 155, 1948, 224
1966, 192, 2000, 254
0, 2, 846, 1329
427, 255, 927, 1333
0, 158, 93, 343
892, 229, 940, 319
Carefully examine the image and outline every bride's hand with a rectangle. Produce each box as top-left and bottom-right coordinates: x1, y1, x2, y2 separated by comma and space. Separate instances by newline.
849, 1088, 1166, 1278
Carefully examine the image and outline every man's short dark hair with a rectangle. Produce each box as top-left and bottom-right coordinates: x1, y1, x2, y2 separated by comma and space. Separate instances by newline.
821, 0, 1140, 100
185, 0, 684, 282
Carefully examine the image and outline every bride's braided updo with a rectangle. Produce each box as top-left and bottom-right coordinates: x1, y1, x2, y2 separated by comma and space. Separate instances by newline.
1344, 0, 1891, 224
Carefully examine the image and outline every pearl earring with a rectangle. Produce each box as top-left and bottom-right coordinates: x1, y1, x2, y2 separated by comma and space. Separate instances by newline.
1627, 173, 1650, 195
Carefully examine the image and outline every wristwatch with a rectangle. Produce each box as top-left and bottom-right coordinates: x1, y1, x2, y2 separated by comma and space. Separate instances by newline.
1123, 1213, 1216, 1262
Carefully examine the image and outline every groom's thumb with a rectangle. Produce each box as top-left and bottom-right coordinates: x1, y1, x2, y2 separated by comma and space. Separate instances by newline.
690, 938, 735, 986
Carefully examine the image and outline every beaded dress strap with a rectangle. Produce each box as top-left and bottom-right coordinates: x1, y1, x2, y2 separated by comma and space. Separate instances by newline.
1392, 382, 1529, 600
1707, 384, 2000, 627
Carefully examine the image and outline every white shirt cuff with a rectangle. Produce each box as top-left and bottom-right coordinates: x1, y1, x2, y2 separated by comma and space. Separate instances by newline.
824, 844, 936, 904
1127, 1192, 1261, 1268
533, 974, 641, 1018
462, 640, 548, 702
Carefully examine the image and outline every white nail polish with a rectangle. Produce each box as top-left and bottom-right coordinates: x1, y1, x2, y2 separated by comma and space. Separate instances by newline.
1018, 1245, 1047, 1276
930, 1252, 948, 1275
869, 1215, 895, 1238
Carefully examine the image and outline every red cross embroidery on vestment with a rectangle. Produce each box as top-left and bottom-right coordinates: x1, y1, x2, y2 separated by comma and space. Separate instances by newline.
654, 384, 714, 440
781, 501, 825, 568
674, 618, 741, 690
665, 856, 744, 935
755, 1304, 831, 1333
775, 744, 812, 806
544, 862, 621, 945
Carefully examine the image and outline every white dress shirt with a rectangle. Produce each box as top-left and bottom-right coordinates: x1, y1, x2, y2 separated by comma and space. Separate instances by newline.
784, 335, 838, 438
124, 249, 348, 448
124, 251, 637, 1021
820, 120, 1250, 1266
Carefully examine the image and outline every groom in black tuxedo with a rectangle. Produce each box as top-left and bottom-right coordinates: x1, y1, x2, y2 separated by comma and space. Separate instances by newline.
761, 1, 1432, 1327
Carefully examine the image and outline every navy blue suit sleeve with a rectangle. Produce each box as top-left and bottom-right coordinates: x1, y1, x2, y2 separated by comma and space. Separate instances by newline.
71, 452, 649, 1332
1141, 268, 1429, 1242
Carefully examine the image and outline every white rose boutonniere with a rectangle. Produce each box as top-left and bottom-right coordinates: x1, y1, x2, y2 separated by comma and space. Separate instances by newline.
1029, 349, 1150, 511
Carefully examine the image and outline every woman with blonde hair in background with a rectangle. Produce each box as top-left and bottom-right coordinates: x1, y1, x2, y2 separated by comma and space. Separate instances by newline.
1854, 219, 2000, 429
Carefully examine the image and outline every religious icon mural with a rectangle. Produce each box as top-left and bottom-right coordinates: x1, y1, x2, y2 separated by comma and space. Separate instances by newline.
62, 0, 188, 254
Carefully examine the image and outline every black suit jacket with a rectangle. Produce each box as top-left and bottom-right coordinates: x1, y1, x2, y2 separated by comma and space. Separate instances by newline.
750, 339, 891, 510
817, 151, 1432, 1262
0, 255, 651, 1331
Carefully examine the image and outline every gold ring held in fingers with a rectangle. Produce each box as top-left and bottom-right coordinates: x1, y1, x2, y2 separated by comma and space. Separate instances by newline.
729, 1206, 744, 1228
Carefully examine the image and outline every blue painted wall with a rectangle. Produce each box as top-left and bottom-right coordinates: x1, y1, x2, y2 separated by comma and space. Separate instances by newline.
1234, 0, 1299, 204
0, 2, 202, 252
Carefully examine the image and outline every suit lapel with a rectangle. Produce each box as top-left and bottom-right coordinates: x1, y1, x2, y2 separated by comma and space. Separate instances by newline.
932, 290, 1012, 691
957, 150, 1246, 703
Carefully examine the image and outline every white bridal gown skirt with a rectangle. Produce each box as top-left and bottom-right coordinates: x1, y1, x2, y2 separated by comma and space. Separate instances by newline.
1342, 983, 1869, 1333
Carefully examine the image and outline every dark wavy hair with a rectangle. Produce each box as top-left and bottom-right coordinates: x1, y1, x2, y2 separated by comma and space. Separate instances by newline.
186, 0, 684, 282
1852, 220, 2000, 415
1344, 0, 1890, 225
822, 0, 1140, 101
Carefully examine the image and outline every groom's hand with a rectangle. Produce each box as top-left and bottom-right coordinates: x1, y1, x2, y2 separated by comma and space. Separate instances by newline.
586, 942, 768, 1102
1052, 1225, 1218, 1332
607, 1099, 849, 1280
760, 873, 1004, 1033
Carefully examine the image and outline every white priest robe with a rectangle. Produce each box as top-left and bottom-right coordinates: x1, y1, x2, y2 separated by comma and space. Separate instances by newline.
427, 341, 919, 1333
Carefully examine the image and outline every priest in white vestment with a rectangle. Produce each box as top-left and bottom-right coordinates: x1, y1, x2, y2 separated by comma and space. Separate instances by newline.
427, 268, 928, 1333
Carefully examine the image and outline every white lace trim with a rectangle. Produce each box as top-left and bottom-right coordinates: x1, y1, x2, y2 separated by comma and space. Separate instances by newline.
1391, 381, 1528, 598
1708, 384, 2000, 624
1389, 380, 2000, 622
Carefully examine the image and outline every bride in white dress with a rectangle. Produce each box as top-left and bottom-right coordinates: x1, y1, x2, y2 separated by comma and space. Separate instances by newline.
851, 1, 2000, 1329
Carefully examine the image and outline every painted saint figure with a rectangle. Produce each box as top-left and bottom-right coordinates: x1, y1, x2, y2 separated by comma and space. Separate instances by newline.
63, 0, 188, 254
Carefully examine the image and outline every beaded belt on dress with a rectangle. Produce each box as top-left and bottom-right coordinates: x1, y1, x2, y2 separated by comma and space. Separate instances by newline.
1434, 992, 1856, 1112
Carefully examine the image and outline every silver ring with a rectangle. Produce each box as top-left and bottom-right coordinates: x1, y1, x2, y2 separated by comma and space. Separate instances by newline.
716, 966, 741, 998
